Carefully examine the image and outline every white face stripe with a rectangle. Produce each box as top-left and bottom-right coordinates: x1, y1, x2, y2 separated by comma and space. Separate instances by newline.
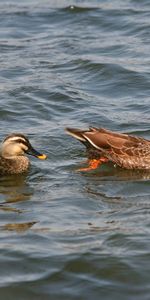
82, 134, 102, 150
67, 131, 86, 142
5, 136, 27, 143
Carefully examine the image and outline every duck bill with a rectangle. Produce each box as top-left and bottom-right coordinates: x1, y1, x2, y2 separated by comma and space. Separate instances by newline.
27, 146, 47, 160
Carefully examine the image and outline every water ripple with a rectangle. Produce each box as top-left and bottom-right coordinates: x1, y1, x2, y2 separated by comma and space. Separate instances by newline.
0, 0, 150, 299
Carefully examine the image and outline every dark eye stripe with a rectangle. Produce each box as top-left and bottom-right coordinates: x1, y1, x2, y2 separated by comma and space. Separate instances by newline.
15, 139, 29, 147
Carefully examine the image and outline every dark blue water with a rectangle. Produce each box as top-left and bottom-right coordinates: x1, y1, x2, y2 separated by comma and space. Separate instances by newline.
0, 0, 150, 299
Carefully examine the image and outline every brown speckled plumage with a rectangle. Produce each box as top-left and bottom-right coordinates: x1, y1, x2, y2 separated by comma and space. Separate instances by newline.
66, 127, 150, 170
0, 156, 30, 175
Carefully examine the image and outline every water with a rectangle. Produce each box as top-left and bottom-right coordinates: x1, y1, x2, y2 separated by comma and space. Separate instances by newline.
0, 0, 150, 299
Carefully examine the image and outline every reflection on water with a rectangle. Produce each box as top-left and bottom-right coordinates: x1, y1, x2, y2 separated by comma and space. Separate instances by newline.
0, 173, 36, 233
83, 166, 150, 205
78, 161, 150, 181
0, 206, 22, 213
0, 174, 33, 204
1, 221, 37, 232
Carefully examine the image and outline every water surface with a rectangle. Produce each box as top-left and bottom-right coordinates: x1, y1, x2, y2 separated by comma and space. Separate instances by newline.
0, 0, 150, 299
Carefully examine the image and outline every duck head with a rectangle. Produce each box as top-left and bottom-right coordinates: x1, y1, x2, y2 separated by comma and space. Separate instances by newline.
0, 133, 47, 159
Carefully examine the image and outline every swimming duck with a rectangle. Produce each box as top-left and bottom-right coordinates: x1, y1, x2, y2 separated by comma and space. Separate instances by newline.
66, 127, 150, 171
0, 133, 47, 175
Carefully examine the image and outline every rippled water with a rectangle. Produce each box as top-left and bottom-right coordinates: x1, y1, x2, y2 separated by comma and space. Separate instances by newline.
0, 0, 150, 299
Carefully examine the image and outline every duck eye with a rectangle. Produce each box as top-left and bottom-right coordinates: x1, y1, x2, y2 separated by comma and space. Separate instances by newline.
15, 139, 28, 146
16, 139, 25, 144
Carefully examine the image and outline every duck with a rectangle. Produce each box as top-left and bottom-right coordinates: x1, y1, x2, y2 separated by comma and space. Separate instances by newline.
0, 133, 47, 175
66, 127, 150, 171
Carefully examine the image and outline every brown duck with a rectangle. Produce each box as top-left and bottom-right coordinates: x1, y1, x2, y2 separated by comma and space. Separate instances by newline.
66, 127, 150, 171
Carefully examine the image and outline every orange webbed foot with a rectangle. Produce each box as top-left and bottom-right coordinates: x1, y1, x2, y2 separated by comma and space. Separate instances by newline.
77, 157, 108, 172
